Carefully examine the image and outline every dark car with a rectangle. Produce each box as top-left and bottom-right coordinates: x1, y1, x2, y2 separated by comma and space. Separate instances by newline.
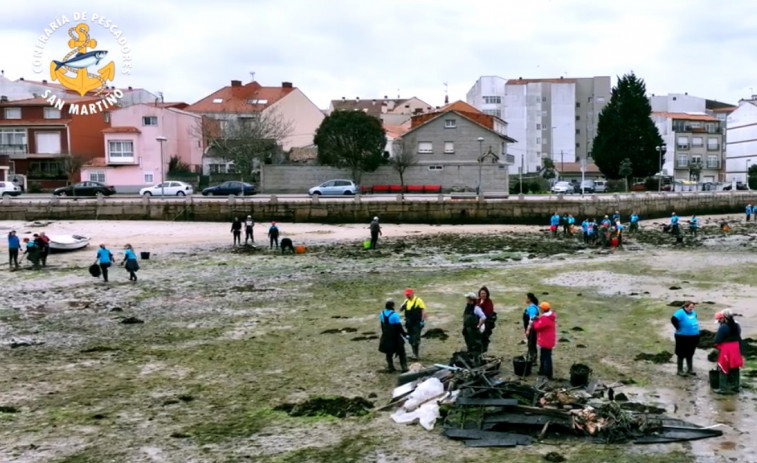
202, 181, 256, 196
53, 181, 116, 197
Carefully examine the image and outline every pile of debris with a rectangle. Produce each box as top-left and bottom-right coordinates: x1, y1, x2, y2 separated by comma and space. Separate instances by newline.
381, 352, 722, 448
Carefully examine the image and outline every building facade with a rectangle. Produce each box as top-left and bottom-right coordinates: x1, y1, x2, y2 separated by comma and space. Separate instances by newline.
652, 112, 724, 182
328, 96, 434, 126
725, 100, 757, 183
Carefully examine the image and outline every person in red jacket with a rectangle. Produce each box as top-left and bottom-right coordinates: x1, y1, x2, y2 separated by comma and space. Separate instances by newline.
477, 286, 496, 353
530, 301, 556, 380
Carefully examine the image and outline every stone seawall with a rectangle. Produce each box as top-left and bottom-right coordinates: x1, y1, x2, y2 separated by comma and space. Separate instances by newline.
1, 192, 755, 225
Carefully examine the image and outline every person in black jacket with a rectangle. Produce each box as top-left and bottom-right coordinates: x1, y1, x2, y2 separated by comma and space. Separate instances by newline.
378, 299, 408, 372
231, 217, 242, 246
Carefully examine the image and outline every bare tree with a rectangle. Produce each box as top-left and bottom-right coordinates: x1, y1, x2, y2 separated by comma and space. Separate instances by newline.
389, 136, 417, 193
61, 154, 88, 185
201, 110, 293, 177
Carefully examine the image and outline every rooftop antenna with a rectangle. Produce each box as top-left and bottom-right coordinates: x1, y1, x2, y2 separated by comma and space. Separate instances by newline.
249, 71, 256, 82
397, 88, 400, 99
443, 82, 449, 104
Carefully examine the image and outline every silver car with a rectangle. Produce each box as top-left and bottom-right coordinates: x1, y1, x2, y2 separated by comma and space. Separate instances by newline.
308, 179, 358, 196
550, 181, 573, 194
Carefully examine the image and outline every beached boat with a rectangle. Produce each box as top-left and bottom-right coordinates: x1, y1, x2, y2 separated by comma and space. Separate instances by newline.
48, 234, 91, 252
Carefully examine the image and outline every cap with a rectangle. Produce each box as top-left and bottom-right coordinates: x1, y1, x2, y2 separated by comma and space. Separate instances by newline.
539, 302, 551, 310
404, 288, 413, 297
465, 292, 477, 299
714, 311, 725, 321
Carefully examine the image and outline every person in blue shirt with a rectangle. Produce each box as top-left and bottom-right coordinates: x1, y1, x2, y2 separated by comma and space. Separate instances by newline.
581, 219, 590, 244
614, 221, 625, 247
567, 214, 576, 236
587, 219, 597, 245
23, 236, 41, 270
670, 301, 700, 376
629, 212, 639, 233
550, 213, 560, 237
689, 215, 699, 236
268, 222, 280, 249
746, 204, 753, 222
94, 244, 114, 282
523, 293, 540, 365
7, 230, 20, 270
378, 299, 408, 372
670, 212, 680, 236
121, 244, 140, 282
601, 215, 611, 228
611, 210, 621, 223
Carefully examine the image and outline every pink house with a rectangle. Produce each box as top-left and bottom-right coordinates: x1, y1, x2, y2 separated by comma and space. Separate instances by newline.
81, 103, 203, 193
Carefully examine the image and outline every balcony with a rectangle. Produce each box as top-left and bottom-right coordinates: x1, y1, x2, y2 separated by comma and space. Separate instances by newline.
0, 144, 27, 155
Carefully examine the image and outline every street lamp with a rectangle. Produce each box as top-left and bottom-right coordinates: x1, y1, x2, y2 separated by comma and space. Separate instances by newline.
519, 153, 524, 195
748, 159, 753, 185
656, 144, 666, 192
476, 136, 484, 195
156, 136, 167, 197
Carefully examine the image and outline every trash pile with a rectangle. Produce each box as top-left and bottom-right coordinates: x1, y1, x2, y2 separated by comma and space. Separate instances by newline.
383, 352, 723, 448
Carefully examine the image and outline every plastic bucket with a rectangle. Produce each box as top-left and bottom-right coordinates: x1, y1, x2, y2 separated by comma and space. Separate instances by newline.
611, 237, 619, 247
295, 245, 306, 254
709, 369, 719, 389
363, 240, 371, 249
513, 355, 531, 377
140, 251, 150, 260
570, 363, 592, 387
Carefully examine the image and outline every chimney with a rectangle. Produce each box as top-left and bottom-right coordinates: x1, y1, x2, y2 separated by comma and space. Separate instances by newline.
0, 96, 7, 103
356, 96, 360, 101
128, 86, 132, 90
384, 95, 388, 99
42, 79, 47, 84
342, 96, 346, 101
231, 80, 242, 87
19, 77, 24, 81
282, 81, 292, 88
372, 99, 376, 105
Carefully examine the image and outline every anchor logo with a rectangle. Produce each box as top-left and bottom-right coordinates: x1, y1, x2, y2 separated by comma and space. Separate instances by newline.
49, 23, 115, 96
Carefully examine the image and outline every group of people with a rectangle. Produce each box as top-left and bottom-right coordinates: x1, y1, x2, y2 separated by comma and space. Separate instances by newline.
93, 243, 140, 283
671, 302, 744, 394
378, 288, 558, 381
551, 210, 636, 248
7, 230, 49, 270
230, 216, 282, 250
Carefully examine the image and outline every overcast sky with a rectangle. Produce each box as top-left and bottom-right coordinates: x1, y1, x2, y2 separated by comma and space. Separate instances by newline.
3, 0, 756, 109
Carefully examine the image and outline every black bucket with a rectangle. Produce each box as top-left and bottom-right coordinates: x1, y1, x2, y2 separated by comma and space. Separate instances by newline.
709, 369, 719, 390
140, 252, 150, 260
513, 355, 531, 377
570, 363, 592, 387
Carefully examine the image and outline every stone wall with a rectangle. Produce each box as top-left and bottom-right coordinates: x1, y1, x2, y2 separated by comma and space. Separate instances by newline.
2, 192, 755, 225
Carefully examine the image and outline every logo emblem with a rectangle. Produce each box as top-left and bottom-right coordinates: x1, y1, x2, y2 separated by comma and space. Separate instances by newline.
50, 23, 115, 96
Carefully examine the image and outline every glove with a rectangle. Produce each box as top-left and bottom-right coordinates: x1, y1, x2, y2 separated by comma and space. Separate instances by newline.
479, 324, 486, 333
419, 321, 425, 328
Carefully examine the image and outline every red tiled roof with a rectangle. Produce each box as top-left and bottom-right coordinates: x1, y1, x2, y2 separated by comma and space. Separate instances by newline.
185, 81, 295, 113
440, 100, 482, 114
102, 126, 141, 133
556, 162, 601, 173
709, 107, 737, 113
383, 123, 409, 139
506, 78, 577, 85
652, 112, 718, 121
0, 119, 70, 126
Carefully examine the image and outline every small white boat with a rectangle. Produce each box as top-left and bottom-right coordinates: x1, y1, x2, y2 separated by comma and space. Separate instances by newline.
48, 234, 91, 252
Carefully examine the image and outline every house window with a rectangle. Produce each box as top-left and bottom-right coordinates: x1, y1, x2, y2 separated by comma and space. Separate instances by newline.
597, 97, 605, 103
705, 122, 718, 133
0, 128, 27, 154
676, 154, 689, 168
418, 142, 433, 153
35, 132, 61, 153
28, 160, 65, 179
108, 140, 135, 162
541, 96, 547, 102
444, 141, 455, 154
103, 112, 110, 123
482, 109, 501, 118
576, 102, 581, 108
427, 165, 444, 171
444, 119, 456, 128
576, 142, 580, 148
707, 138, 720, 151
43, 107, 61, 119
89, 171, 105, 182
691, 155, 702, 165
144, 172, 154, 184
706, 155, 719, 169
692, 136, 703, 148
588, 97, 593, 103
142, 116, 158, 126
536, 123, 541, 130
4, 107, 21, 119
575, 128, 580, 135
483, 96, 501, 104
676, 136, 689, 150
536, 137, 541, 144
575, 115, 580, 121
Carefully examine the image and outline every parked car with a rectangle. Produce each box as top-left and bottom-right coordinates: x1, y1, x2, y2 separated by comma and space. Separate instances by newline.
0, 181, 22, 196
139, 181, 194, 196
722, 182, 750, 191
593, 180, 607, 193
550, 181, 574, 194
630, 182, 646, 192
580, 179, 595, 193
308, 179, 359, 196
202, 181, 256, 196
53, 181, 116, 197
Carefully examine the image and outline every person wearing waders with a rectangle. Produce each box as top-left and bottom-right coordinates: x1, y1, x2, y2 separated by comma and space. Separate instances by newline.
231, 217, 242, 246
378, 299, 408, 372
94, 244, 114, 283
369, 216, 382, 249
8, 230, 20, 270
689, 215, 700, 236
671, 301, 700, 377
523, 293, 540, 365
462, 292, 486, 357
477, 286, 496, 353
615, 220, 624, 247
244, 215, 255, 244
714, 310, 743, 394
561, 213, 570, 236
531, 302, 556, 380
746, 204, 753, 222
629, 212, 639, 233
401, 288, 426, 359
581, 218, 590, 244
23, 237, 41, 270
549, 212, 560, 237
670, 212, 680, 236
268, 222, 280, 249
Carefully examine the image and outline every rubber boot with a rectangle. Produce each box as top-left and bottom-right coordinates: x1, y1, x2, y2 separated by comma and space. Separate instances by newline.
685, 357, 696, 376
677, 357, 686, 377
730, 369, 740, 393
716, 370, 731, 394
411, 344, 419, 360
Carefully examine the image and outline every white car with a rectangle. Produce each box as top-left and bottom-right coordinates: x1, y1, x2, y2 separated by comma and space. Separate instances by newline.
308, 179, 359, 196
550, 181, 574, 194
0, 181, 22, 196
139, 181, 194, 196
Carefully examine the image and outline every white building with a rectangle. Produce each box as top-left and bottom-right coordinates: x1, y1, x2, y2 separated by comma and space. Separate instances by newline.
726, 99, 757, 183
466, 76, 610, 173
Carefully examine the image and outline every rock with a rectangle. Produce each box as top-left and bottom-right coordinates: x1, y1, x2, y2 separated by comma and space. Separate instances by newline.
667, 300, 686, 307
614, 392, 629, 402
109, 307, 123, 312
559, 337, 570, 343
669, 286, 682, 290
120, 317, 144, 325
571, 326, 584, 332
576, 344, 587, 348
544, 452, 566, 462
634, 351, 672, 364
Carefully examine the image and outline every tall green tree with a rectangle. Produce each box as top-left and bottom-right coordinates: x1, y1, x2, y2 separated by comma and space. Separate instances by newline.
592, 72, 663, 179
314, 110, 387, 184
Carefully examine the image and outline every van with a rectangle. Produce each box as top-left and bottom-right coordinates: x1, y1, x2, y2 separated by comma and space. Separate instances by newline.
580, 179, 595, 193
593, 180, 607, 193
